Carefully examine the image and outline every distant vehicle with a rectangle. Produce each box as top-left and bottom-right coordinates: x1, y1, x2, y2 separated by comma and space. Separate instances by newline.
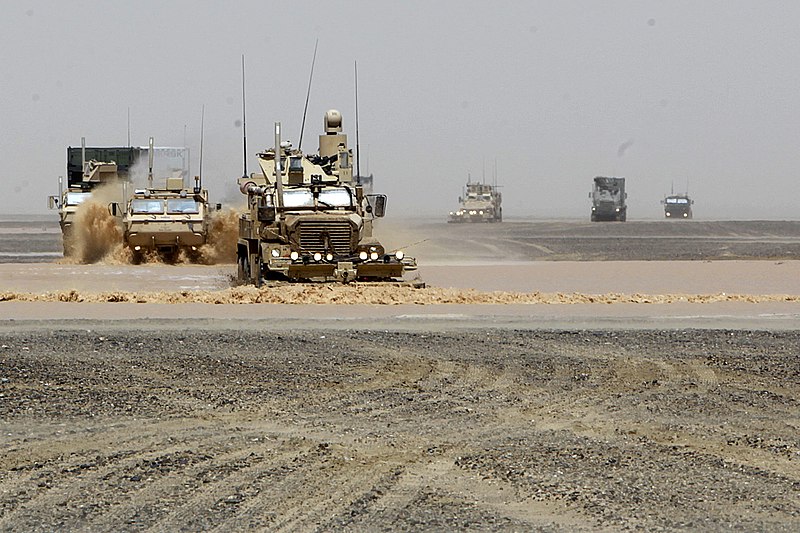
590, 176, 627, 222
448, 181, 502, 223
662, 193, 693, 219
237, 110, 415, 284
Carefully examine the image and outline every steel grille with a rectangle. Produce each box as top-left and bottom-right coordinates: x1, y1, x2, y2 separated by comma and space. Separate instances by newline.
298, 220, 353, 255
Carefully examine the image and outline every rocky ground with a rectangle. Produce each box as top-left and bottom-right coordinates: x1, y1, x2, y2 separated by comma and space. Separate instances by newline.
1, 327, 798, 531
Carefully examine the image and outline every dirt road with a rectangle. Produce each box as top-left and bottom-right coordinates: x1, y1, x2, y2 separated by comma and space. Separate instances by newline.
1, 327, 798, 531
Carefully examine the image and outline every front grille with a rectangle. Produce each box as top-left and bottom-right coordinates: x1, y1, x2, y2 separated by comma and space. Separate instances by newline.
298, 220, 353, 255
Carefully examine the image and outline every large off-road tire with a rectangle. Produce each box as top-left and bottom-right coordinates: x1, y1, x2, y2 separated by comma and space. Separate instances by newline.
237, 253, 250, 285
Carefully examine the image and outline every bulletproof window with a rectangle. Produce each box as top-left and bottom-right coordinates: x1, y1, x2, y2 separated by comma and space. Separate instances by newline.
131, 199, 164, 214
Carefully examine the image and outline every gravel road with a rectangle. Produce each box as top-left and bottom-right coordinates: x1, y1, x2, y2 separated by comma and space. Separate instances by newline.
2, 327, 798, 531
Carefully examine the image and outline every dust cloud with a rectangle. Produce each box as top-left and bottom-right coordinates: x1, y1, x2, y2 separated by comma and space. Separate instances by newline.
1, 286, 797, 305
61, 193, 127, 265
196, 208, 239, 264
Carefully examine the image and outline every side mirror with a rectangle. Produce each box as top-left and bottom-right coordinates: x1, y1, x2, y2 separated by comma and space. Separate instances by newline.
216, 203, 222, 211
366, 194, 387, 218
108, 202, 121, 217
588, 192, 592, 198
458, 196, 462, 203
48, 195, 59, 209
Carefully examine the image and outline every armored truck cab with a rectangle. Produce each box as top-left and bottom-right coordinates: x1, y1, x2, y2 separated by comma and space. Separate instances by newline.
448, 181, 502, 223
590, 176, 627, 222
49, 158, 121, 256
662, 194, 693, 219
237, 110, 415, 284
122, 177, 213, 262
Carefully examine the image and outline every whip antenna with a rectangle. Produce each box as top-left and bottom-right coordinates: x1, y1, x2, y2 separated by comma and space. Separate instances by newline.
298, 38, 318, 151
241, 54, 248, 178
355, 61, 361, 184
199, 104, 205, 187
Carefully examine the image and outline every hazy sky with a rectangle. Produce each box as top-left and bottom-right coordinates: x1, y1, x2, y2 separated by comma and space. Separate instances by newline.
2, 1, 799, 219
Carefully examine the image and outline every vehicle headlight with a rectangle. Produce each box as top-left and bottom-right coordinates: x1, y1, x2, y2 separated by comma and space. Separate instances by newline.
666, 212, 671, 217
271, 248, 280, 257
359, 251, 368, 261
326, 253, 334, 261
313, 252, 322, 262
395, 250, 404, 260
370, 251, 379, 261
683, 213, 688, 217
479, 210, 484, 215
134, 245, 141, 251
290, 251, 299, 261
615, 208, 620, 212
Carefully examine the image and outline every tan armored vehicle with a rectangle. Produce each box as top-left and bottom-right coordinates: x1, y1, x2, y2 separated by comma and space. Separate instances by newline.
110, 138, 216, 262
49, 150, 122, 256
120, 176, 214, 263
448, 181, 502, 223
237, 109, 415, 284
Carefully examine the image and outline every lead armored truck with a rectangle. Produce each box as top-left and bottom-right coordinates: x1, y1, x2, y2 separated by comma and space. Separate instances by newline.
237, 110, 415, 284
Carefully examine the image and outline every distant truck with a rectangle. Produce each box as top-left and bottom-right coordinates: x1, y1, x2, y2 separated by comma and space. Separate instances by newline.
448, 181, 502, 223
590, 176, 627, 222
662, 194, 693, 219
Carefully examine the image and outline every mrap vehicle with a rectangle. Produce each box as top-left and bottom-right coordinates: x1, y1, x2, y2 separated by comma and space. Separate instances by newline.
237, 110, 415, 284
590, 176, 627, 221
448, 181, 502, 223
662, 193, 693, 219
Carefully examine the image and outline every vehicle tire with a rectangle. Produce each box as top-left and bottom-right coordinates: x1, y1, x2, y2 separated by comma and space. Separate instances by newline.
237, 254, 250, 284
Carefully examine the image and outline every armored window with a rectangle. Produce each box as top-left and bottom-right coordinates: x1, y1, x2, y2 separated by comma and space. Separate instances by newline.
65, 192, 91, 206
131, 199, 164, 214
282, 189, 314, 208
289, 157, 303, 170
339, 151, 349, 169
167, 198, 200, 213
318, 187, 353, 208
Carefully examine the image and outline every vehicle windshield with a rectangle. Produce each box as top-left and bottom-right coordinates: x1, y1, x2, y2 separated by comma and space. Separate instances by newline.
282, 189, 314, 208
666, 197, 689, 204
131, 199, 164, 214
167, 198, 200, 213
318, 187, 352, 208
65, 192, 91, 206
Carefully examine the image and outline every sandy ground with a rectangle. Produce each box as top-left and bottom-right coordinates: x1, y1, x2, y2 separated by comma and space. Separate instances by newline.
1, 218, 799, 530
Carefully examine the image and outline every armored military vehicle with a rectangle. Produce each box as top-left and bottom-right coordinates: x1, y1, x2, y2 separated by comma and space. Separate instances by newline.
448, 181, 502, 223
662, 193, 693, 219
121, 178, 214, 262
236, 110, 414, 284
49, 139, 125, 255
590, 176, 627, 221
115, 139, 215, 263
50, 139, 191, 256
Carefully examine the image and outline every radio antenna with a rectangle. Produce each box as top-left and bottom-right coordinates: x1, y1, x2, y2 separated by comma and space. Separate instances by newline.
354, 60, 361, 184
199, 104, 205, 187
241, 54, 248, 178
127, 107, 131, 147
298, 38, 318, 151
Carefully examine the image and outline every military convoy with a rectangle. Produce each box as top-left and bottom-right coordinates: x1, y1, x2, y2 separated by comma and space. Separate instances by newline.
590, 176, 627, 222
236, 110, 415, 284
448, 180, 502, 223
